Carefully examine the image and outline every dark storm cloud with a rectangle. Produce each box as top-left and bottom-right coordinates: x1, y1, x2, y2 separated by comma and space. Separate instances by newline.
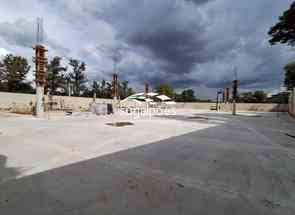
129, 28, 207, 74
0, 0, 293, 97
98, 0, 294, 93
184, 0, 213, 5
99, 0, 217, 83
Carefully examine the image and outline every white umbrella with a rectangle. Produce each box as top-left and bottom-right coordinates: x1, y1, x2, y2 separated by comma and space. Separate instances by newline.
147, 92, 158, 97
165, 101, 176, 105
157, 95, 171, 101
138, 96, 146, 100
145, 98, 154, 102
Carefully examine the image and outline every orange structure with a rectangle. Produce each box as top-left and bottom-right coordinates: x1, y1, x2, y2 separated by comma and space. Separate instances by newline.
112, 73, 119, 99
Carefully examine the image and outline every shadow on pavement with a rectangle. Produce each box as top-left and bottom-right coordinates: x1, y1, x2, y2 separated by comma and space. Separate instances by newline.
0, 115, 295, 215
0, 155, 21, 184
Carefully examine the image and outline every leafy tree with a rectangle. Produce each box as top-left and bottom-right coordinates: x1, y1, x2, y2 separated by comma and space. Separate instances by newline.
127, 87, 135, 97
238, 92, 254, 103
267, 92, 289, 103
105, 82, 112, 99
0, 54, 31, 92
0, 61, 5, 90
268, 2, 295, 46
175, 89, 196, 102
81, 86, 93, 97
253, 91, 267, 103
156, 84, 174, 98
46, 56, 67, 95
181, 89, 196, 102
92, 80, 100, 97
100, 79, 106, 98
0, 60, 4, 82
119, 80, 134, 99
284, 61, 295, 90
68, 59, 87, 96
238, 91, 267, 103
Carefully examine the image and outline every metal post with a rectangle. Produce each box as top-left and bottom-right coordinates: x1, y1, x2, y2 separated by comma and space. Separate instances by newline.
232, 80, 238, 115
232, 99, 237, 115
93, 92, 96, 102
216, 91, 219, 111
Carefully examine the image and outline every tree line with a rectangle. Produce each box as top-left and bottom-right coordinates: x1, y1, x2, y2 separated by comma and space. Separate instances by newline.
0, 54, 200, 102
155, 84, 212, 102
0, 54, 135, 99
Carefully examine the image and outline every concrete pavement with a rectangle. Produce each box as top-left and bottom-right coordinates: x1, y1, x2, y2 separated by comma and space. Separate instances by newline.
0, 110, 294, 214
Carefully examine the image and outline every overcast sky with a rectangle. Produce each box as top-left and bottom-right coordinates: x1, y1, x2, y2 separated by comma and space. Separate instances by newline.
0, 0, 294, 98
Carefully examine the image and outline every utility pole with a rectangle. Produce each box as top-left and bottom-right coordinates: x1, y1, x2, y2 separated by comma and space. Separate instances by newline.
112, 73, 118, 100
33, 18, 47, 117
145, 82, 149, 97
232, 80, 238, 115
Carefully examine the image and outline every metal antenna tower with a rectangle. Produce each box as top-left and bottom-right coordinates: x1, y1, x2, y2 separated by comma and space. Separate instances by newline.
233, 66, 238, 80
36, 17, 44, 45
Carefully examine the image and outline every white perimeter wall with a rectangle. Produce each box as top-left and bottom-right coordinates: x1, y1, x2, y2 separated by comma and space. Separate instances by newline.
0, 91, 290, 112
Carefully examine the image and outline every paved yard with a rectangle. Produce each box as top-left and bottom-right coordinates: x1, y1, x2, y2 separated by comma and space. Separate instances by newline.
0, 110, 295, 214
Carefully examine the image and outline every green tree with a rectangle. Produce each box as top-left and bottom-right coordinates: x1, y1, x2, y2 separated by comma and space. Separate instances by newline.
253, 91, 267, 103
156, 84, 174, 98
238, 91, 267, 103
105, 82, 112, 99
284, 61, 295, 90
238, 92, 254, 103
181, 89, 196, 102
268, 2, 295, 46
100, 79, 106, 98
0, 54, 31, 92
0, 60, 5, 90
127, 87, 135, 97
175, 89, 196, 102
0, 60, 4, 81
119, 80, 134, 99
92, 80, 100, 97
68, 59, 87, 96
46, 56, 67, 95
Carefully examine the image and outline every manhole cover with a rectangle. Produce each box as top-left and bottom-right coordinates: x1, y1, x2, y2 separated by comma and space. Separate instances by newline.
106, 122, 134, 127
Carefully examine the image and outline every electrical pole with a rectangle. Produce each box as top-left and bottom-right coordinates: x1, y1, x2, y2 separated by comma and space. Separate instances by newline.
232, 80, 238, 115
112, 73, 118, 100
145, 82, 149, 97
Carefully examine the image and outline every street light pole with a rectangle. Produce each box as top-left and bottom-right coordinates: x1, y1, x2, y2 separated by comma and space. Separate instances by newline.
216, 89, 223, 111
